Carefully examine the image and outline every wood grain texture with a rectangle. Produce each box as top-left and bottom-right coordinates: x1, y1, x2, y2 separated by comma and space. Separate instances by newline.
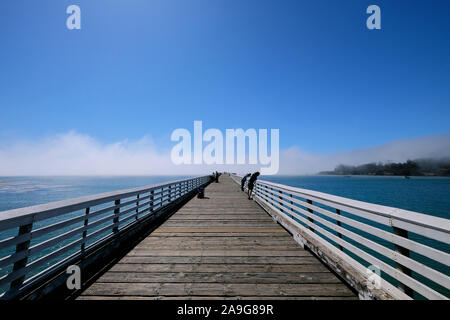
79, 175, 356, 300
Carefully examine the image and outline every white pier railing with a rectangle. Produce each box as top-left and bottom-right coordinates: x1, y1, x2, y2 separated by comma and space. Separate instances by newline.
231, 174, 450, 300
0, 176, 211, 299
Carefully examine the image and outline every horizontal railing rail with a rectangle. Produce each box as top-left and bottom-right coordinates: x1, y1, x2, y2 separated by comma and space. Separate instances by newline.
0, 175, 211, 299
230, 174, 450, 300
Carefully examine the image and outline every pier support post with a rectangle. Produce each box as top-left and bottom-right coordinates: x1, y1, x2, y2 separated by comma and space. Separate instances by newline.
270, 187, 274, 206
393, 226, 414, 297
113, 199, 120, 234
135, 194, 140, 220
150, 190, 154, 214
289, 193, 294, 219
336, 209, 343, 251
81, 207, 90, 252
279, 190, 284, 214
306, 199, 314, 233
10, 222, 33, 290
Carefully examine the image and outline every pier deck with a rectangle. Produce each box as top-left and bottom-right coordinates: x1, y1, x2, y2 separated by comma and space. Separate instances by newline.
78, 175, 356, 300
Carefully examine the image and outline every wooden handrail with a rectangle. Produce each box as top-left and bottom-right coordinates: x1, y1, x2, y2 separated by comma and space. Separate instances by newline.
230, 174, 450, 300
0, 175, 212, 298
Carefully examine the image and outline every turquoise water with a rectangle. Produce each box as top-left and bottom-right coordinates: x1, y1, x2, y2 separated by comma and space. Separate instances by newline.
2, 175, 448, 218
0, 176, 191, 212
262, 175, 450, 220
0, 175, 449, 298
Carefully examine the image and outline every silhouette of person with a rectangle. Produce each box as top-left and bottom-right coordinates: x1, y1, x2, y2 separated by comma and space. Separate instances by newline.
241, 173, 251, 191
247, 172, 260, 200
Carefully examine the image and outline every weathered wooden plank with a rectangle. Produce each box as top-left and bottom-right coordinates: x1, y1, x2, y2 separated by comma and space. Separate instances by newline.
175, 211, 266, 215
110, 263, 328, 273
135, 244, 303, 250
152, 228, 286, 233
96, 272, 341, 284
163, 221, 278, 227
139, 240, 298, 247
147, 232, 292, 238
117, 256, 322, 265
170, 215, 273, 220
82, 283, 355, 297
127, 250, 311, 257
142, 234, 292, 245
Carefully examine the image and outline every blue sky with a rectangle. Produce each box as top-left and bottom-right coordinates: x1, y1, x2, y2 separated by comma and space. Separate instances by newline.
0, 0, 449, 174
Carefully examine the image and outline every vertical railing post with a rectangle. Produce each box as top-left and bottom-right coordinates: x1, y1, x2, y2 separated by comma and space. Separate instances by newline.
336, 209, 343, 251
9, 222, 33, 290
289, 193, 294, 219
174, 183, 178, 200
113, 199, 120, 234
279, 190, 284, 213
306, 199, 314, 232
393, 226, 414, 297
135, 194, 140, 220
270, 187, 274, 206
150, 190, 154, 214
168, 185, 172, 203
81, 207, 90, 252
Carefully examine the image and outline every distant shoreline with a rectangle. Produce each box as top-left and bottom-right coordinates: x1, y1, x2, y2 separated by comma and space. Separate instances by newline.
318, 173, 449, 177
318, 159, 450, 177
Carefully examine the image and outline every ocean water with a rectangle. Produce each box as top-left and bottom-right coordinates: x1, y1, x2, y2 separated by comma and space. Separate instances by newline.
2, 175, 448, 218
0, 175, 449, 298
262, 175, 450, 220
0, 176, 191, 212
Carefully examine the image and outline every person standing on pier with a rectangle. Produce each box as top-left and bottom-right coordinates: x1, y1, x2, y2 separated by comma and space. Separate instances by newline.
247, 172, 260, 200
241, 173, 251, 191
215, 171, 220, 183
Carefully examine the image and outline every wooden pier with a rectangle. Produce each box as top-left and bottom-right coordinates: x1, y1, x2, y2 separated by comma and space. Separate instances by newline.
78, 176, 356, 300
1, 174, 448, 300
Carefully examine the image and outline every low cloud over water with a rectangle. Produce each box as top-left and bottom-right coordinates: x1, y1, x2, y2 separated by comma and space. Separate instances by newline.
279, 134, 450, 174
0, 131, 449, 175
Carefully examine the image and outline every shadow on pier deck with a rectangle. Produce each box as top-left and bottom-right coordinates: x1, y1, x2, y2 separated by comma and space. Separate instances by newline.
78, 175, 357, 300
